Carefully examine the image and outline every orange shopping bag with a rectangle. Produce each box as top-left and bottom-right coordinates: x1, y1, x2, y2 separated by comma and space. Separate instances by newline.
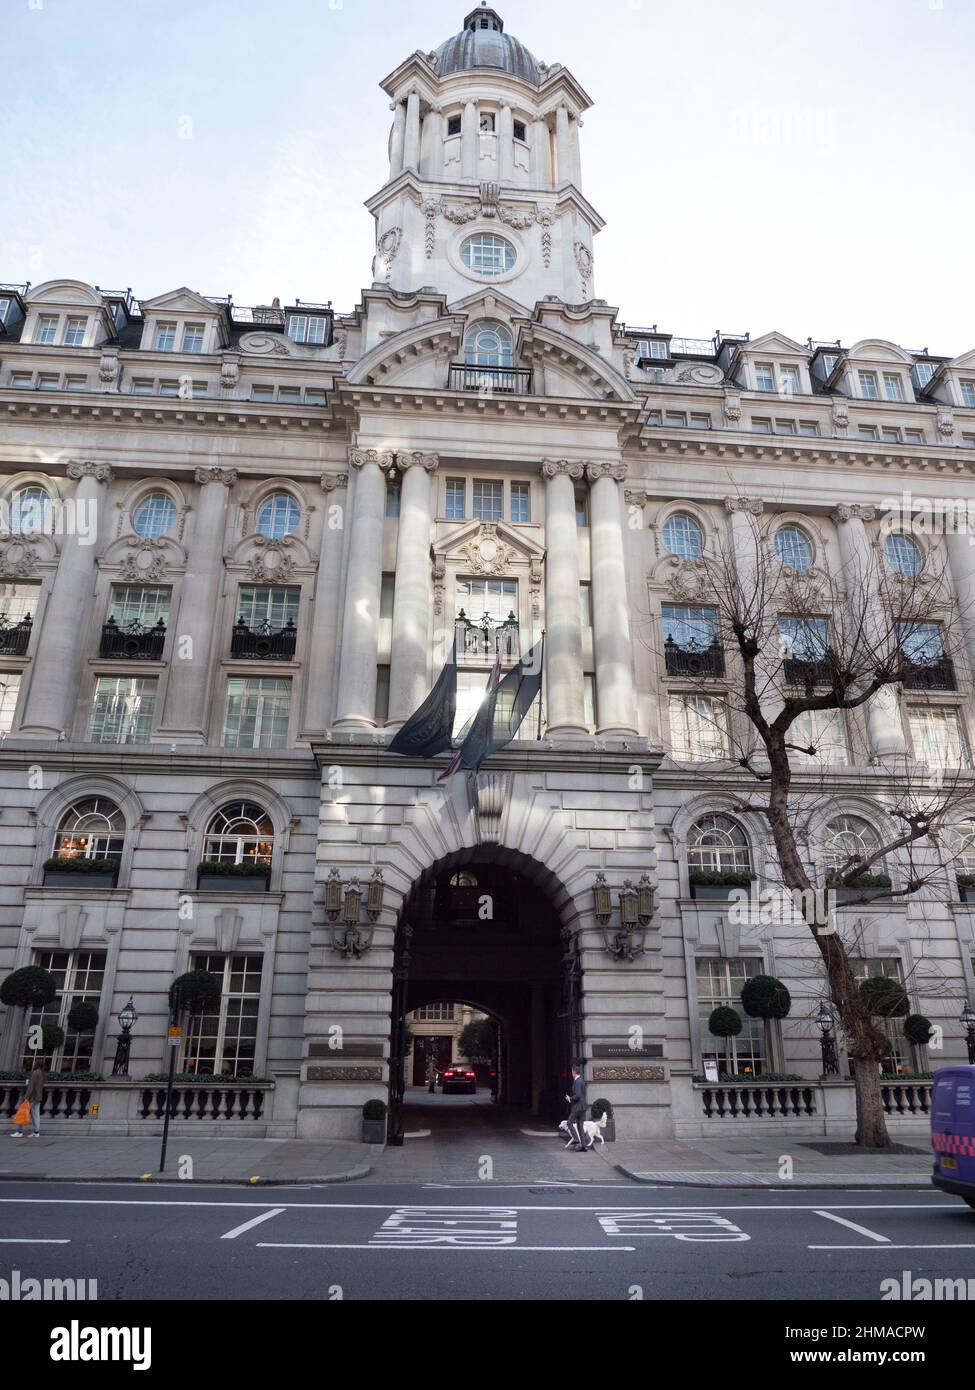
12, 1101, 30, 1127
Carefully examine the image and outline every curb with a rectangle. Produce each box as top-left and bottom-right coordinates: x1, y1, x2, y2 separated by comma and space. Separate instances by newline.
611, 1160, 932, 1191
0, 1165, 373, 1187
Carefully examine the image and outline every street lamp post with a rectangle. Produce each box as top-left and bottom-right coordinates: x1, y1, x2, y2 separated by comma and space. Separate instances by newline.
960, 1002, 975, 1065
816, 1002, 839, 1077
110, 997, 138, 1077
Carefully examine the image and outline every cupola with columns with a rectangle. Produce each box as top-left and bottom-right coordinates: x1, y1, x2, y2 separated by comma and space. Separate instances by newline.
367, 3, 603, 307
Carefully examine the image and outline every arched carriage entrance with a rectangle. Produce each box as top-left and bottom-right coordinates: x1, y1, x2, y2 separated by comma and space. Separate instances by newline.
388, 849, 581, 1143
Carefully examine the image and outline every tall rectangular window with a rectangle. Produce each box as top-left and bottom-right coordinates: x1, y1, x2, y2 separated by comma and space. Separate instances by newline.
850, 958, 909, 1071
907, 706, 970, 768
236, 585, 299, 629
662, 604, 718, 652
0, 673, 21, 734
789, 707, 849, 765
64, 316, 87, 346
579, 582, 592, 628
109, 584, 171, 627
154, 322, 177, 351
379, 574, 396, 620
510, 482, 530, 523
777, 615, 830, 660
961, 381, 975, 408
899, 621, 944, 664
669, 694, 730, 761
385, 483, 401, 518
583, 673, 596, 728
184, 952, 263, 1077
23, 950, 107, 1073
883, 372, 905, 401
88, 675, 157, 744
575, 491, 589, 527
0, 581, 40, 624
223, 677, 291, 748
181, 323, 205, 352
286, 314, 327, 345
779, 365, 801, 394
755, 364, 775, 392
34, 315, 58, 344
858, 370, 879, 399
472, 480, 503, 522
375, 665, 390, 722
696, 958, 765, 1074
445, 478, 466, 521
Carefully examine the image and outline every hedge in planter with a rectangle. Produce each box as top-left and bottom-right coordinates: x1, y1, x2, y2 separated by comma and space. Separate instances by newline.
903, 1014, 934, 1047
196, 859, 270, 877
0, 966, 57, 1010
43, 855, 121, 878
859, 976, 909, 1019
169, 970, 222, 1013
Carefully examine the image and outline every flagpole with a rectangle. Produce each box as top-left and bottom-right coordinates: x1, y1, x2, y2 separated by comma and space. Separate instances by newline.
536, 630, 545, 741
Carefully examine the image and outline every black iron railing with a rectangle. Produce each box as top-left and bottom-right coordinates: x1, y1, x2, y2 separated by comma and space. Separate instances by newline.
231, 619, 298, 661
902, 655, 957, 691
449, 364, 533, 395
99, 618, 166, 660
455, 611, 519, 660
664, 637, 726, 678
0, 614, 32, 656
784, 656, 835, 687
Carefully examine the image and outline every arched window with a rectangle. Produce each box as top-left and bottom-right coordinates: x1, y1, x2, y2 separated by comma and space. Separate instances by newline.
132, 492, 177, 540
821, 814, 881, 875
460, 233, 516, 278
204, 801, 274, 865
774, 525, 813, 572
952, 817, 975, 875
884, 533, 922, 577
256, 493, 300, 540
9, 486, 53, 536
663, 512, 705, 560
53, 798, 125, 860
449, 871, 478, 888
464, 322, 513, 368
687, 814, 752, 874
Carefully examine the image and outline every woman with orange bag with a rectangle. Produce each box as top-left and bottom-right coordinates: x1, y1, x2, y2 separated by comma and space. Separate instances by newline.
11, 1061, 45, 1138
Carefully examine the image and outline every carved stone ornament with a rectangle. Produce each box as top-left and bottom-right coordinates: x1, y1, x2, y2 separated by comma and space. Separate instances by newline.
587, 462, 628, 483
542, 458, 585, 480
377, 227, 403, 275
590, 1065, 666, 1083
463, 525, 513, 576
397, 451, 439, 472
416, 192, 560, 260
831, 503, 876, 524
67, 461, 114, 484
348, 448, 395, 471
0, 540, 39, 578
248, 536, 296, 583
575, 242, 593, 298
220, 354, 240, 390
723, 392, 742, 427
832, 400, 850, 433
118, 538, 169, 582
320, 473, 349, 493
724, 496, 764, 515
194, 467, 238, 487
625, 490, 650, 509
663, 557, 710, 602
674, 363, 724, 385
433, 557, 447, 617
239, 332, 292, 356
97, 352, 119, 386
937, 408, 955, 440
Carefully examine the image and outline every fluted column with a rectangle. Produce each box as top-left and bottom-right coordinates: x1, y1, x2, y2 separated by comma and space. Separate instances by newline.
388, 453, 438, 725
587, 463, 638, 735
300, 473, 349, 737
531, 117, 552, 187
461, 100, 478, 180
832, 504, 907, 759
947, 531, 975, 682
498, 103, 514, 182
569, 114, 583, 186
555, 105, 571, 185
157, 467, 236, 743
19, 462, 114, 738
403, 89, 421, 172
542, 460, 587, 735
419, 106, 442, 178
334, 449, 393, 728
389, 101, 406, 179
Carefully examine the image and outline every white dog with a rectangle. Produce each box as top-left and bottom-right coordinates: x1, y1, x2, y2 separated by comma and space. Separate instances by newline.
558, 1112, 608, 1149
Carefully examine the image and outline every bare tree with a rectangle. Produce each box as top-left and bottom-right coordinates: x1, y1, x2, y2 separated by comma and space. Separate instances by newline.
669, 498, 974, 1147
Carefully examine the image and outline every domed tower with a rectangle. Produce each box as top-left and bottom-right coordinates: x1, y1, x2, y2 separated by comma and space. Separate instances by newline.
367, 3, 602, 308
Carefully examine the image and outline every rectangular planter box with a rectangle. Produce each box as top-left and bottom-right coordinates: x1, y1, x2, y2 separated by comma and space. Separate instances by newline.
833, 887, 888, 905
43, 872, 118, 889
690, 883, 750, 900
197, 875, 269, 893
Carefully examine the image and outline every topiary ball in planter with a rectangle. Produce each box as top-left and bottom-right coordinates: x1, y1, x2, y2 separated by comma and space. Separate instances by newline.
169, 970, 221, 1014
859, 976, 909, 1019
362, 1098, 387, 1145
708, 1006, 743, 1038
590, 1097, 615, 1141
1, 966, 57, 1010
740, 974, 792, 1021
904, 1013, 933, 1046
40, 1024, 65, 1053
67, 1001, 99, 1034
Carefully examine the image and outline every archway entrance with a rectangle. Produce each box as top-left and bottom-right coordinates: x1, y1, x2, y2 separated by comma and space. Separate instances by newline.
388, 850, 580, 1143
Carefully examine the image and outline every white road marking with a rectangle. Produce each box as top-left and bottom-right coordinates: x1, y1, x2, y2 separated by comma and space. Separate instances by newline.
220, 1208, 285, 1240
258, 1242, 635, 1252
0, 1197, 957, 1213
0, 1238, 70, 1244
810, 1243, 975, 1252
814, 1210, 890, 1243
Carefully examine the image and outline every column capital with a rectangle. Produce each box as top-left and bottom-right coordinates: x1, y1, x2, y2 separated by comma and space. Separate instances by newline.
349, 447, 395, 472
194, 466, 238, 487
66, 461, 114, 484
586, 462, 627, 484
832, 503, 876, 525
397, 451, 439, 472
320, 473, 349, 493
625, 490, 650, 509
723, 496, 763, 515
542, 458, 585, 480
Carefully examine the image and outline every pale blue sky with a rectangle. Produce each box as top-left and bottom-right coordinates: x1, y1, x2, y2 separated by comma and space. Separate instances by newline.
3, 0, 972, 353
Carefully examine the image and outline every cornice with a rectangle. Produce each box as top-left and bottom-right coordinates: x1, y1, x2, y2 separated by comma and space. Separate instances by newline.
636, 431, 975, 476
0, 392, 339, 435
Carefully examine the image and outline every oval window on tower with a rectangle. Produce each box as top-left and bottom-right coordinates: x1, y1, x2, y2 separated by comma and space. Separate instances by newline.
460, 233, 516, 279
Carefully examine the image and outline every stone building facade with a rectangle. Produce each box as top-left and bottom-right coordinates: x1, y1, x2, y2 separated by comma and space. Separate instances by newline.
1, 5, 974, 1138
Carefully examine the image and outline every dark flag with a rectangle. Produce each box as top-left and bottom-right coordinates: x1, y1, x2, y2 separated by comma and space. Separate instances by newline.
458, 640, 543, 773
388, 646, 457, 758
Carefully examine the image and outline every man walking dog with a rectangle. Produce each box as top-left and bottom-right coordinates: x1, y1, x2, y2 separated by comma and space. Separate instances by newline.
564, 1061, 590, 1151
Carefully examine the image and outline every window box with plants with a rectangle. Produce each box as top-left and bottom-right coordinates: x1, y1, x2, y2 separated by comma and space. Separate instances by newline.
957, 874, 975, 905
362, 1098, 387, 1145
689, 870, 757, 901
42, 856, 120, 889
196, 859, 270, 893
826, 871, 892, 904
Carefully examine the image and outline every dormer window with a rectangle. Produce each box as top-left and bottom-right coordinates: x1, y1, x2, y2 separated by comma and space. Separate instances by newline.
960, 381, 975, 407
154, 322, 177, 351
779, 366, 801, 395
286, 313, 329, 345
755, 364, 775, 392
182, 323, 205, 353
34, 315, 58, 345
64, 316, 87, 346
914, 361, 936, 387
858, 370, 879, 399
883, 373, 905, 402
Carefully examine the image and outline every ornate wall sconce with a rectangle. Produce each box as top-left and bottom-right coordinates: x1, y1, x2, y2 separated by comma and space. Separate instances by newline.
593, 871, 655, 960
324, 867, 385, 958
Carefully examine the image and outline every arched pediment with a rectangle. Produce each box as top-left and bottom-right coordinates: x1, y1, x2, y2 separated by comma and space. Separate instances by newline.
227, 530, 316, 582
26, 279, 103, 308
99, 533, 187, 581
516, 323, 636, 402
345, 317, 466, 388
846, 339, 915, 365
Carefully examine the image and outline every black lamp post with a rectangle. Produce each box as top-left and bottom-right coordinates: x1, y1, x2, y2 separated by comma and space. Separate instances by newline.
816, 1002, 839, 1076
111, 997, 138, 1077
961, 1001, 975, 1065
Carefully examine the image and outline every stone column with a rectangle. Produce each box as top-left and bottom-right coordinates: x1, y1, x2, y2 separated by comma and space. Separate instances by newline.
947, 530, 975, 682
498, 103, 514, 182
461, 101, 478, 181
531, 117, 552, 187
542, 460, 587, 736
555, 105, 571, 186
832, 504, 907, 759
333, 449, 393, 728
569, 114, 583, 186
419, 106, 442, 178
300, 473, 349, 737
724, 496, 777, 731
19, 461, 113, 738
157, 467, 237, 743
402, 89, 421, 172
389, 101, 406, 179
388, 453, 438, 726
587, 463, 638, 735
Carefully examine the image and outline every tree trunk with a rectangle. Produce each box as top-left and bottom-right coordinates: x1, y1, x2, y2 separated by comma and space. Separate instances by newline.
852, 1056, 889, 1148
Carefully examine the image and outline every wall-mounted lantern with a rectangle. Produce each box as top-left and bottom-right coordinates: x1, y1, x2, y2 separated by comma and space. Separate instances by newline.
594, 872, 656, 961
325, 868, 385, 957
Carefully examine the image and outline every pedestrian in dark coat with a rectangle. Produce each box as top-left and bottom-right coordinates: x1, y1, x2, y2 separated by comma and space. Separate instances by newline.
564, 1062, 590, 1151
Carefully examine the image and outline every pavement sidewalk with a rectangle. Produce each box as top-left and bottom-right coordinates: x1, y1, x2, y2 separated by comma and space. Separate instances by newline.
0, 1134, 373, 1185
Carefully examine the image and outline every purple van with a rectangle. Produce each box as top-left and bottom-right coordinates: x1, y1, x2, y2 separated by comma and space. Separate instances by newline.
931, 1065, 975, 1208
